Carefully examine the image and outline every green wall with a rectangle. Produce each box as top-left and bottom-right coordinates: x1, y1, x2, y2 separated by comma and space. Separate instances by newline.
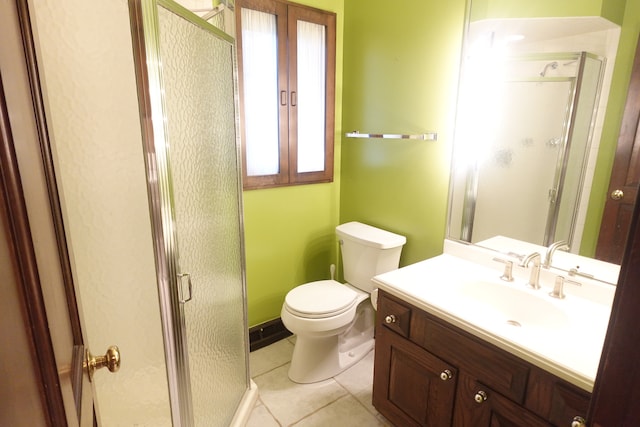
340, 0, 467, 266
471, 0, 626, 24
243, 0, 344, 327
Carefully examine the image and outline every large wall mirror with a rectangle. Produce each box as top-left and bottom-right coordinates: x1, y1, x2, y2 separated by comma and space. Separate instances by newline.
448, 1, 631, 285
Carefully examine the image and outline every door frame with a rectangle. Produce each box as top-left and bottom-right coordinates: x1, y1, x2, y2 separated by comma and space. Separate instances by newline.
0, 62, 69, 427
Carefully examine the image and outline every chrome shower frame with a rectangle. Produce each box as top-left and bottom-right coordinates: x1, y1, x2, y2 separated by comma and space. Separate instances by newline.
127, 1, 250, 425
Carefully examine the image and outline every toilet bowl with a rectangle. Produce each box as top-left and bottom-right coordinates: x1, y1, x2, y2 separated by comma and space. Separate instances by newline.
281, 222, 406, 384
282, 280, 374, 384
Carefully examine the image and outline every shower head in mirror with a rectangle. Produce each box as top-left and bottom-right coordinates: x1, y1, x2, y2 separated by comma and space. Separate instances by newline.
539, 61, 558, 77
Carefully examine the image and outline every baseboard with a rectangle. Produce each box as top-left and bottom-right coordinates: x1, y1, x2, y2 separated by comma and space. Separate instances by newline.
249, 318, 292, 352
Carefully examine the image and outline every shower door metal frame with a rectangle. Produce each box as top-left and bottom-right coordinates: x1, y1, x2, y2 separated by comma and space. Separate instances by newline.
536, 52, 583, 247
458, 52, 604, 247
128, 1, 250, 425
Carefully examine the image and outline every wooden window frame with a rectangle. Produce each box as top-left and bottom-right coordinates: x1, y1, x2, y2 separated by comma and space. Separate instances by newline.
236, 0, 336, 190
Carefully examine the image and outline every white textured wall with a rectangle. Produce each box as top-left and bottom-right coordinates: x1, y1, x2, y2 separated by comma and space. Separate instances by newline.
29, 0, 172, 425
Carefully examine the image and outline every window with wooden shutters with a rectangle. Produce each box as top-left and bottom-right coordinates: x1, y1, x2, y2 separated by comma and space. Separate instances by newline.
236, 0, 336, 189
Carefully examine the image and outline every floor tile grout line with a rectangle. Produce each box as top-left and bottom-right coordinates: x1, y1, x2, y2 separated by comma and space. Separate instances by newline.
249, 338, 384, 426
258, 396, 284, 427
251, 359, 292, 381
352, 389, 383, 420
333, 373, 383, 420
287, 393, 352, 427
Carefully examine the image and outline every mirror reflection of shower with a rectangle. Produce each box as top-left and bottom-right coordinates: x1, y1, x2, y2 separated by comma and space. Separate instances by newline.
457, 51, 605, 248
539, 60, 558, 77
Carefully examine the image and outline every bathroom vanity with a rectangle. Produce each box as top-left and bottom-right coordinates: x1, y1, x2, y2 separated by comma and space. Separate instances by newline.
371, 240, 614, 427
374, 290, 589, 426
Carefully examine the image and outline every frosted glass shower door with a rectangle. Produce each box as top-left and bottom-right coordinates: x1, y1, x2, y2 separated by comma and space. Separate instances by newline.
130, 0, 249, 424
156, 5, 249, 426
472, 80, 572, 245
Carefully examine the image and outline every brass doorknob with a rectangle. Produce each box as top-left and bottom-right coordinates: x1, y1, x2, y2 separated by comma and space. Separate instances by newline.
85, 345, 120, 381
611, 189, 624, 200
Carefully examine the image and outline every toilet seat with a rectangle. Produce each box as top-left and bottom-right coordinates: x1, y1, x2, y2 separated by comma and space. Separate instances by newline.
284, 280, 358, 319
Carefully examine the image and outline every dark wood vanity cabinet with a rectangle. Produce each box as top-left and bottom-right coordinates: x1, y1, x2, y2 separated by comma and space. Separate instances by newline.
373, 290, 590, 427
374, 326, 457, 426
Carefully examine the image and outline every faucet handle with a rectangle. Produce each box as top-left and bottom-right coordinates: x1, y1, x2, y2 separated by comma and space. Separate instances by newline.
568, 267, 594, 279
549, 276, 582, 299
493, 257, 514, 282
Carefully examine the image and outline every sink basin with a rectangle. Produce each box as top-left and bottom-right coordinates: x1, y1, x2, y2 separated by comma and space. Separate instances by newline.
372, 248, 615, 390
453, 280, 570, 333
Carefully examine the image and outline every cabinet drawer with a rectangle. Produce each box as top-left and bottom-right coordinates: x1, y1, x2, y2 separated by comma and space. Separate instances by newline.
377, 293, 411, 338
411, 308, 529, 403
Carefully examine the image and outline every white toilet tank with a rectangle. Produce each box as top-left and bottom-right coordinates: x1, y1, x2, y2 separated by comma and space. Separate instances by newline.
336, 222, 406, 293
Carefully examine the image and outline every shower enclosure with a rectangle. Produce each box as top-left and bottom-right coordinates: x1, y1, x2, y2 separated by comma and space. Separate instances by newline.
452, 52, 605, 249
24, 0, 251, 424
130, 1, 252, 425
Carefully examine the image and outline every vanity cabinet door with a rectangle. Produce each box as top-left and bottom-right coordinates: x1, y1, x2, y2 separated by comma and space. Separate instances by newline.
453, 373, 551, 427
373, 327, 457, 427
525, 367, 590, 426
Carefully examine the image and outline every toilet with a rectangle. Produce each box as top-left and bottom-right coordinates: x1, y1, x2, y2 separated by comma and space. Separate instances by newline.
281, 221, 406, 383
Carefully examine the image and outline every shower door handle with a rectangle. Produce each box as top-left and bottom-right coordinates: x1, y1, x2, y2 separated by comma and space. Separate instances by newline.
177, 273, 193, 303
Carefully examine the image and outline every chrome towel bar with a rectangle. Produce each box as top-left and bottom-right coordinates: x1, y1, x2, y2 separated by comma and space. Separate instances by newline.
345, 130, 437, 141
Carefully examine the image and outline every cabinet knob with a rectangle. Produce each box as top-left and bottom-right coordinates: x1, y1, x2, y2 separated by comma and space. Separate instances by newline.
439, 369, 453, 381
474, 390, 488, 404
385, 314, 397, 324
571, 416, 586, 427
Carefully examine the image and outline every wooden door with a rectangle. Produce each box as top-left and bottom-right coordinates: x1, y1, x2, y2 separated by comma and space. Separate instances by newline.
595, 35, 640, 263
0, 1, 95, 424
589, 125, 640, 423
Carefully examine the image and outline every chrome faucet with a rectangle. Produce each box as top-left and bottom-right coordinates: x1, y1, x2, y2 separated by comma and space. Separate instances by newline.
543, 240, 569, 268
520, 252, 541, 289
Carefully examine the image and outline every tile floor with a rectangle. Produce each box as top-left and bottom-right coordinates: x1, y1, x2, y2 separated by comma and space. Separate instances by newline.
246, 337, 392, 427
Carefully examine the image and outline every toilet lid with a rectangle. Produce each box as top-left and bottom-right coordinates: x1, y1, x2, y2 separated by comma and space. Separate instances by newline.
285, 280, 358, 319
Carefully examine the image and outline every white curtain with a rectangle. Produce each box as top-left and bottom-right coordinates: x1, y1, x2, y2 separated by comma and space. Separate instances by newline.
296, 20, 326, 173
241, 8, 280, 176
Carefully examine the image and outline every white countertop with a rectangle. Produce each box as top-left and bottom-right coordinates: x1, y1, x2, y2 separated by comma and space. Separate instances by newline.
372, 240, 615, 392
